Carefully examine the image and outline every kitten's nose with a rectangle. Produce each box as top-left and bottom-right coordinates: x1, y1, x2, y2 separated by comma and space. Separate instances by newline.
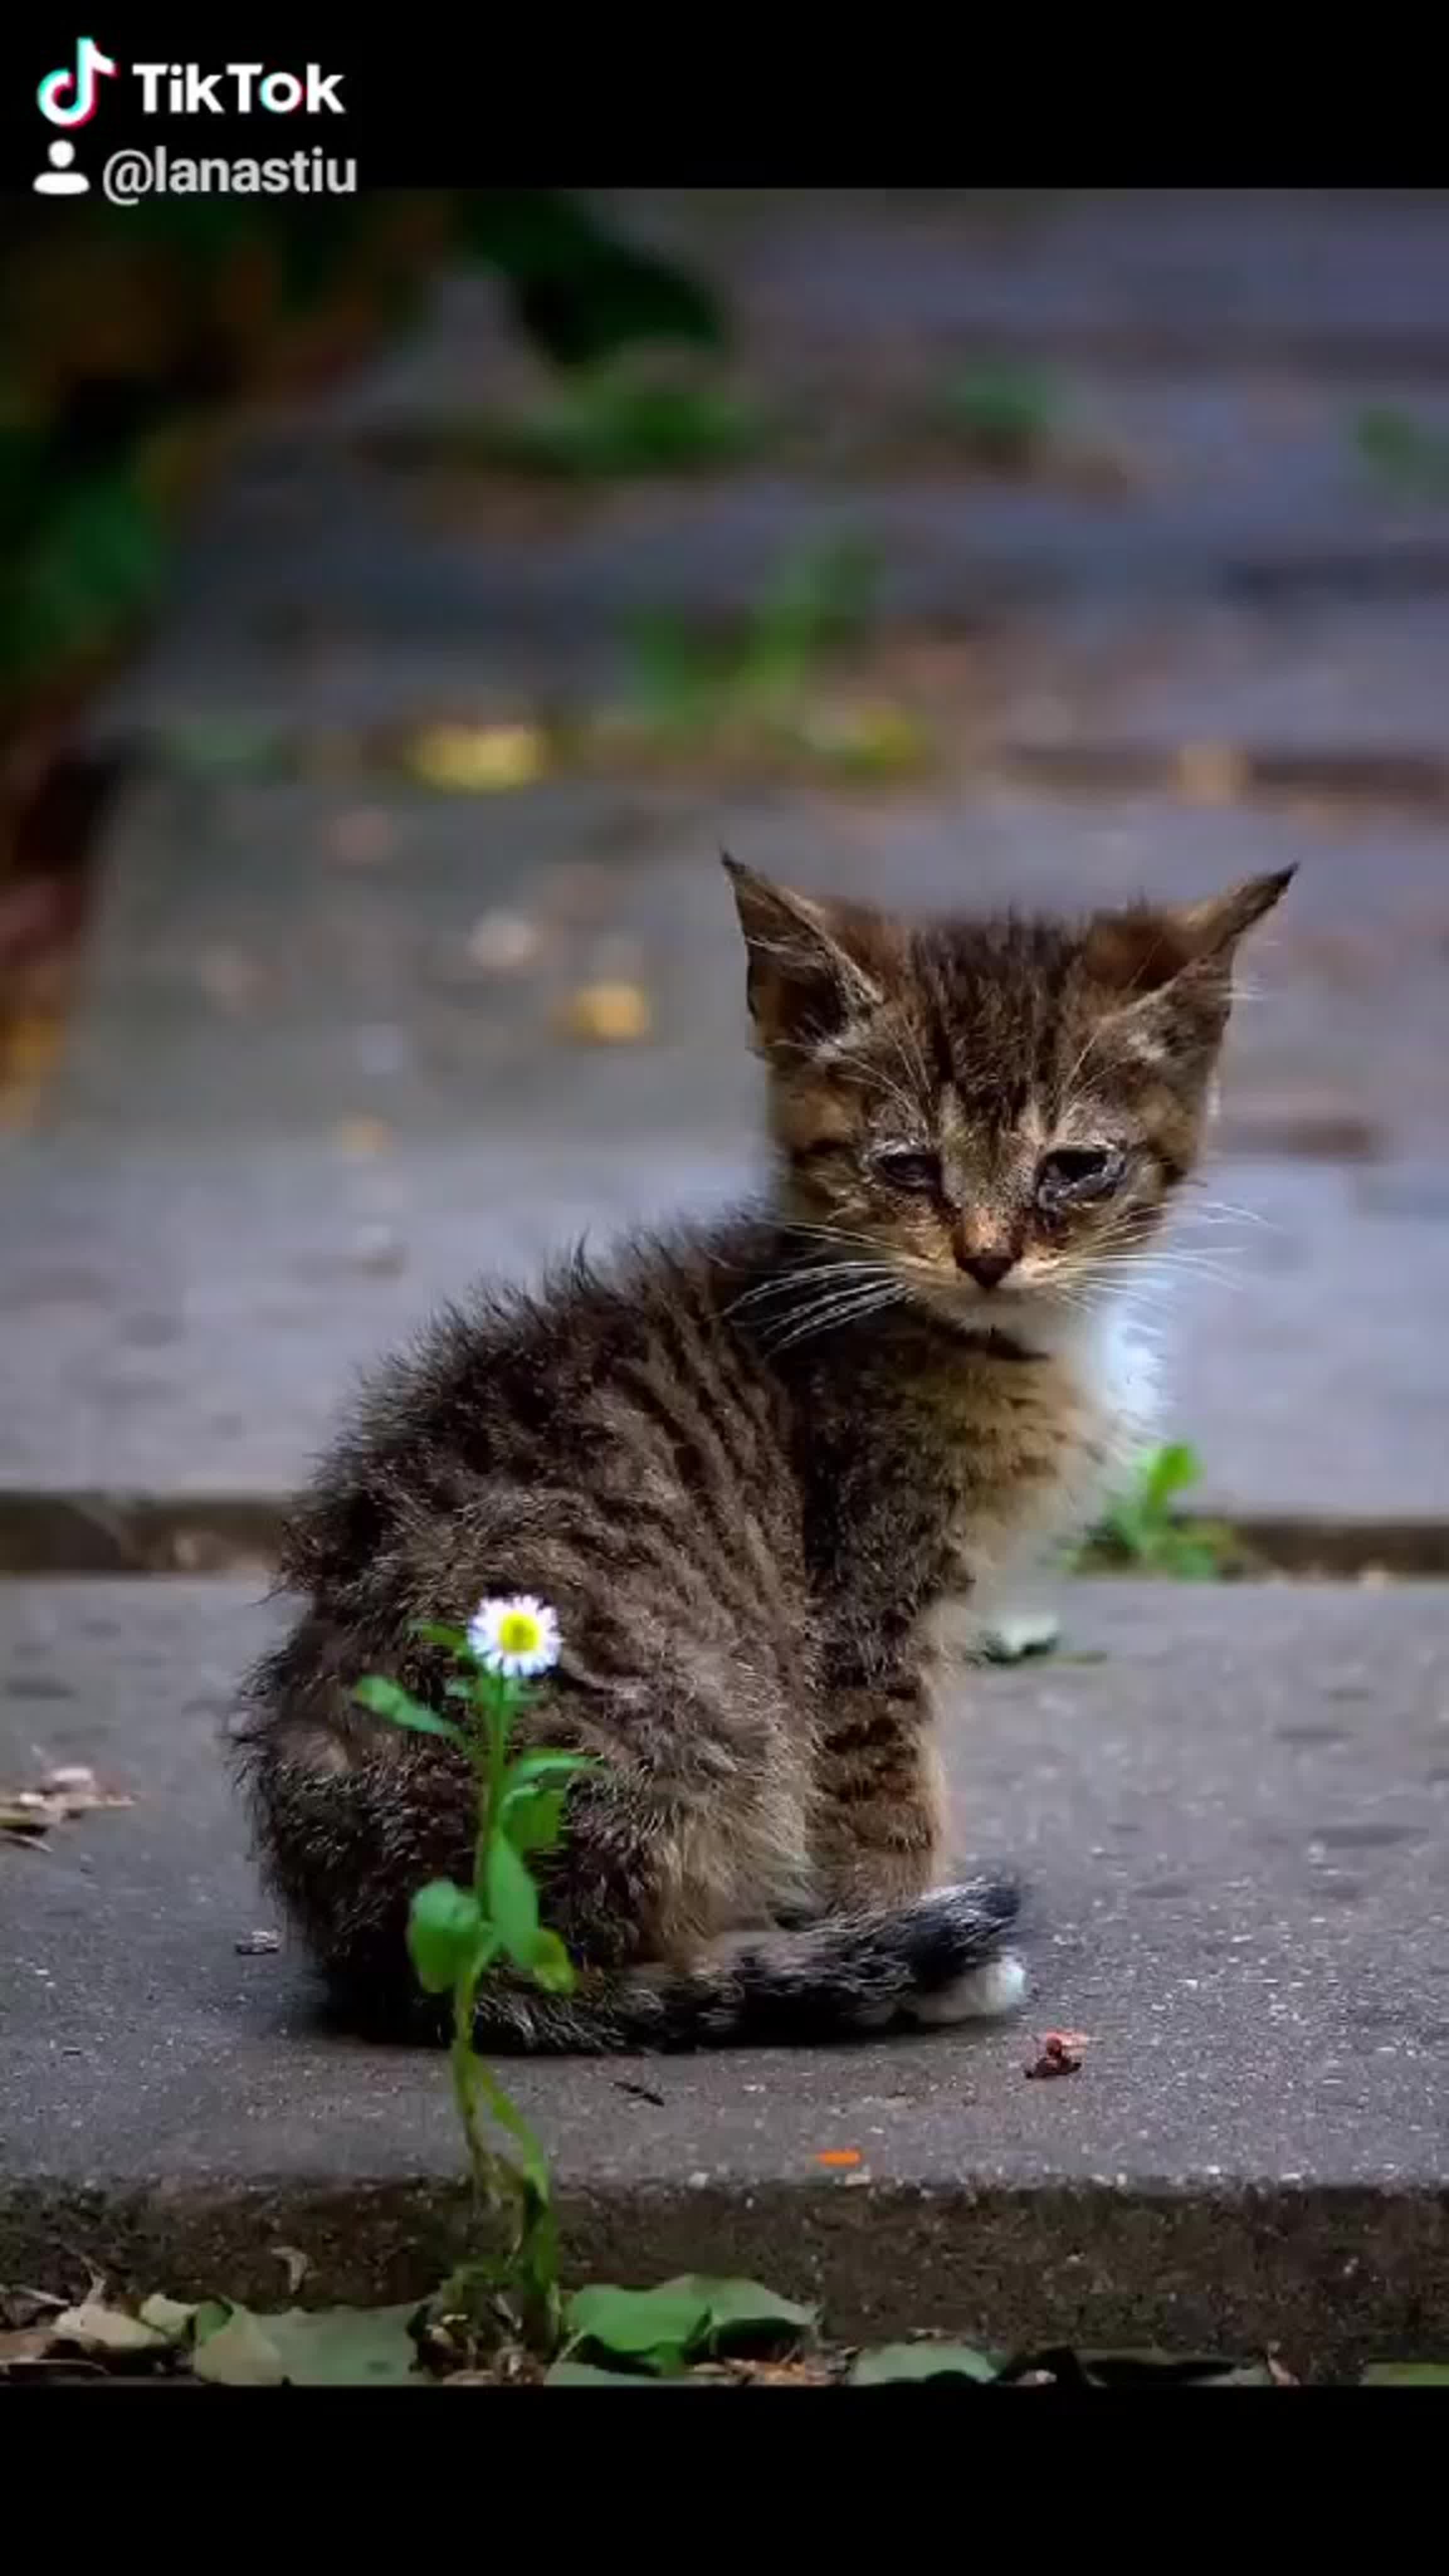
958, 1248, 1015, 1291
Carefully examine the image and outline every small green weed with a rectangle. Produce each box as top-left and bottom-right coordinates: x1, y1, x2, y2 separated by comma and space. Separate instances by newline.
1085, 1442, 1241, 1579
936, 362, 1062, 469
470, 362, 765, 480
353, 1596, 593, 2353
621, 535, 884, 743
1353, 407, 1449, 499
370, 361, 766, 484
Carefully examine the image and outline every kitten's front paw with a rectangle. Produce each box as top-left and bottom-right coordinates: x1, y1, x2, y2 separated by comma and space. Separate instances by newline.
907, 1949, 1028, 2026
979, 1607, 1061, 1663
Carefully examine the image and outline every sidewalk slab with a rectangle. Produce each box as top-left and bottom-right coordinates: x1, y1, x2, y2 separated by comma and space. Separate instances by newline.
6, 768, 1448, 1524
3, 1579, 1447, 2364
4, 1138, 1449, 1525
41, 775, 1449, 1154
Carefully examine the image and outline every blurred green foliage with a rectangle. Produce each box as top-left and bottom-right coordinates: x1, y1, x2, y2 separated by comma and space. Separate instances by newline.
624, 537, 883, 731
0, 191, 727, 721
936, 362, 1061, 467
1354, 406, 1449, 498
370, 362, 765, 482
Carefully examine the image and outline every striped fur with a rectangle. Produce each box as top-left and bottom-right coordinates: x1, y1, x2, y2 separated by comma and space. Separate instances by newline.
235, 858, 1291, 2049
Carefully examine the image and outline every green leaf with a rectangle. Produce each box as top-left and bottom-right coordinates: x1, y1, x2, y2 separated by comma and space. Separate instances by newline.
850, 2341, 997, 2385
353, 1677, 463, 1745
193, 2301, 422, 2385
407, 1880, 484, 1994
528, 1928, 576, 1994
486, 1835, 541, 1970
191, 2304, 286, 2385
564, 2283, 712, 2375
411, 1622, 469, 1653
563, 2275, 816, 2375
504, 1787, 567, 1855
137, 2294, 198, 2341
504, 1750, 597, 1790
1362, 2362, 1449, 2385
1141, 1441, 1201, 1514
661, 2275, 818, 2357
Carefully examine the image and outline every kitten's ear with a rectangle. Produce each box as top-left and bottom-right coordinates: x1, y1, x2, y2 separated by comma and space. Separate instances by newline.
723, 855, 896, 1052
1084, 868, 1296, 997
1169, 866, 1297, 962
1085, 867, 1295, 1063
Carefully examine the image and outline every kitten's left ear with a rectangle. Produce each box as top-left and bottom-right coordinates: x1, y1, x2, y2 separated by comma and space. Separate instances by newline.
1085, 867, 1296, 996
1169, 866, 1297, 963
1086, 865, 1296, 1063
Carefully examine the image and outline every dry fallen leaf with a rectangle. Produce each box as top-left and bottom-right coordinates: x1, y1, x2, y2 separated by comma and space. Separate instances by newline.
51, 2298, 167, 2356
1, 1767, 133, 1840
557, 981, 653, 1044
274, 2246, 311, 2297
1174, 742, 1248, 805
406, 722, 546, 793
0, 2325, 59, 2370
333, 1116, 394, 1158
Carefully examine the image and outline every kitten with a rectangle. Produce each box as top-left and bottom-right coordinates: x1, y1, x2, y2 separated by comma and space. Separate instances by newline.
236, 855, 1292, 2051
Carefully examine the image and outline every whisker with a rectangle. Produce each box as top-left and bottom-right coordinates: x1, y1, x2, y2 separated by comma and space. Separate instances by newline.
763, 1280, 907, 1353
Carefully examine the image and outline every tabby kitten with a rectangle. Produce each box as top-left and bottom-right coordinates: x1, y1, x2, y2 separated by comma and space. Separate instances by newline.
236, 855, 1292, 2051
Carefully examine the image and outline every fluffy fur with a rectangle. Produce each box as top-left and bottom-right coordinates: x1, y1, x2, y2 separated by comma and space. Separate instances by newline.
235, 855, 1292, 2050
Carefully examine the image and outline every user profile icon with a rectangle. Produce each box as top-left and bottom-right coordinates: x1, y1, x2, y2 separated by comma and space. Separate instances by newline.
35, 139, 89, 196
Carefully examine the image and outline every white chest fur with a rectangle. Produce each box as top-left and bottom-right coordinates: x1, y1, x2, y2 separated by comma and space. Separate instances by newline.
930, 1296, 1163, 1655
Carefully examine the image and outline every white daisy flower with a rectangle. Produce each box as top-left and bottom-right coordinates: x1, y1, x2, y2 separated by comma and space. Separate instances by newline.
467, 1594, 561, 1680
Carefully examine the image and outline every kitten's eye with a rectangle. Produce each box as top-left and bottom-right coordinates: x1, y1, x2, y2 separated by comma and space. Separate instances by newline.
872, 1146, 940, 1196
1036, 1145, 1125, 1206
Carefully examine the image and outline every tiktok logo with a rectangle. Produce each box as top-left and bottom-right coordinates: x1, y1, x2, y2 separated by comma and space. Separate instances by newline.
36, 35, 119, 126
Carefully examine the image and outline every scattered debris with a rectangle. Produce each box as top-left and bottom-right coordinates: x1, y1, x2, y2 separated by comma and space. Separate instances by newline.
332, 1116, 393, 1158
274, 2247, 311, 2297
557, 980, 653, 1044
1174, 741, 1249, 806
0, 2276, 1399, 2389
50, 2296, 169, 2357
325, 807, 395, 867
815, 2148, 862, 2168
192, 945, 258, 1012
404, 721, 546, 793
1024, 2029, 1091, 2080
1, 1765, 133, 1842
613, 2078, 666, 2106
234, 1928, 280, 1957
465, 909, 545, 975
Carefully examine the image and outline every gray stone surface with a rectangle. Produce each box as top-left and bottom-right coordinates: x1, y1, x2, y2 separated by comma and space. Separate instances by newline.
13, 189, 1449, 1534
4, 1138, 1449, 1524
7, 760, 1448, 1522
3, 1579, 1448, 2358
41, 774, 1449, 1153
612, 190, 1449, 372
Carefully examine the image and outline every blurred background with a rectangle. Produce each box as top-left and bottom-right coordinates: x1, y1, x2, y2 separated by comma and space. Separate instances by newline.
3, 187, 1449, 1554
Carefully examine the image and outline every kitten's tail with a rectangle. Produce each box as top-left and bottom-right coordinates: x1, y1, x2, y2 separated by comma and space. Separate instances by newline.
466, 1877, 1024, 2053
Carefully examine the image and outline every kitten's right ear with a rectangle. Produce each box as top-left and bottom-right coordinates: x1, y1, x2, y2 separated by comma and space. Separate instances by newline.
722, 855, 892, 1054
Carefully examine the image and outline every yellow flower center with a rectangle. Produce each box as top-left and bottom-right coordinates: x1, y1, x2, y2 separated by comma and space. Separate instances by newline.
497, 1612, 542, 1656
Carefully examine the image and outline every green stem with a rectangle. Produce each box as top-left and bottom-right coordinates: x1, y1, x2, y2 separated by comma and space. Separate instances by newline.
450, 1967, 494, 2221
